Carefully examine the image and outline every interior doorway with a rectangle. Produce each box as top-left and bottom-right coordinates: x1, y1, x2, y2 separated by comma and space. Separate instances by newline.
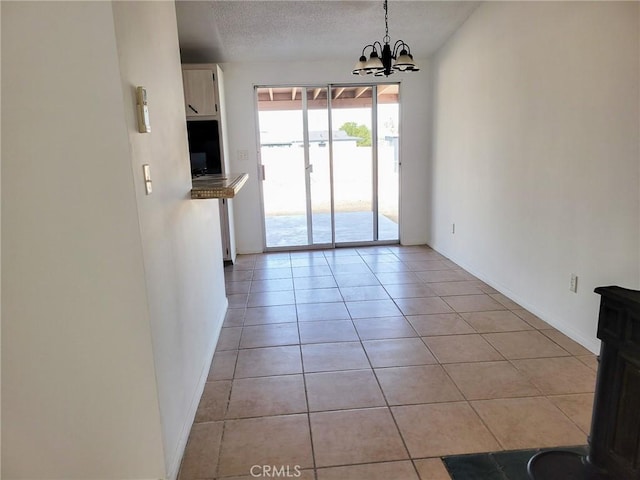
256, 84, 400, 250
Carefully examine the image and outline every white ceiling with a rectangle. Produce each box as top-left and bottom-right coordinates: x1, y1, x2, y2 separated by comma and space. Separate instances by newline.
176, 1, 481, 64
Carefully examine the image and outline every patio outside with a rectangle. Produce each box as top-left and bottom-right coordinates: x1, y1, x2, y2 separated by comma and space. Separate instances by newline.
262, 139, 399, 247
259, 93, 400, 248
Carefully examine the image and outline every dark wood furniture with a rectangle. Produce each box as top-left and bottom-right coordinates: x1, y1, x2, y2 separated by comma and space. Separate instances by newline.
528, 286, 640, 480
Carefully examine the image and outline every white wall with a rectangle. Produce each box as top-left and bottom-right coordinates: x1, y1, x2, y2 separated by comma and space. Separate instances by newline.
0, 3, 3, 474
218, 60, 430, 253
429, 1, 640, 352
1, 2, 165, 478
112, 2, 228, 477
2, 2, 227, 478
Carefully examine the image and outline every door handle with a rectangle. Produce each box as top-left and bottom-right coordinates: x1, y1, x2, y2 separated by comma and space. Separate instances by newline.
261, 164, 266, 181
306, 164, 314, 173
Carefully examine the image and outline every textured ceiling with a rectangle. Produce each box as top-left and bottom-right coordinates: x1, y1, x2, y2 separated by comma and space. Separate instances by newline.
176, 1, 481, 64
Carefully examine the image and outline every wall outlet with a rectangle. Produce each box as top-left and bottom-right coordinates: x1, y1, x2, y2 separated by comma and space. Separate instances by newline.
452, 223, 455, 234
570, 274, 578, 293
238, 149, 249, 162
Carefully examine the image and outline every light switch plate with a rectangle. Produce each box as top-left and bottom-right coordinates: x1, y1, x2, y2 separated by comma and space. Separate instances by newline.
136, 86, 151, 133
143, 164, 152, 195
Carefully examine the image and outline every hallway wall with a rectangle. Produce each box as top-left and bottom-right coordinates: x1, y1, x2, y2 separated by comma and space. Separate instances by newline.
1, 2, 165, 477
112, 2, 228, 477
428, 1, 640, 352
2, 2, 227, 478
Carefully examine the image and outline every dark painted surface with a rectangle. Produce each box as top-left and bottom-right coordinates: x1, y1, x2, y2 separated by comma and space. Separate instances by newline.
443, 446, 589, 480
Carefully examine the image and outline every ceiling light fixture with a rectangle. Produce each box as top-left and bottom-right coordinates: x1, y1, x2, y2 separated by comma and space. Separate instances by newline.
352, 0, 419, 77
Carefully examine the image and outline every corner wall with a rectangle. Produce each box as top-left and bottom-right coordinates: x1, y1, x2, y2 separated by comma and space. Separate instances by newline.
429, 1, 640, 351
1, 2, 165, 477
2, 2, 227, 478
112, 2, 227, 477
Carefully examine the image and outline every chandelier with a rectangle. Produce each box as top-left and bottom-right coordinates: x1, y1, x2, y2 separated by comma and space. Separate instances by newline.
352, 0, 419, 77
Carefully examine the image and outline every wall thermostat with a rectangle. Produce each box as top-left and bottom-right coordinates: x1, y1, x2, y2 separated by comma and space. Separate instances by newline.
136, 86, 151, 133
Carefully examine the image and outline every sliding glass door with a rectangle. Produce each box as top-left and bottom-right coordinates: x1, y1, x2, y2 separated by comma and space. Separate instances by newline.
257, 87, 331, 248
331, 86, 374, 243
257, 84, 399, 250
376, 85, 400, 241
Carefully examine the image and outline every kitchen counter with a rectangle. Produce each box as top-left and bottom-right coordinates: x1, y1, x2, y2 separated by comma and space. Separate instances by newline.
191, 173, 248, 199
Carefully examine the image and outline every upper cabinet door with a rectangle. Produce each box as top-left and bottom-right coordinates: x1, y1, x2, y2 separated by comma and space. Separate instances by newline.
182, 68, 218, 118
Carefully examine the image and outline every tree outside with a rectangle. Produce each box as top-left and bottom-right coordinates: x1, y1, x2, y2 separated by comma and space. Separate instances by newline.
339, 121, 371, 146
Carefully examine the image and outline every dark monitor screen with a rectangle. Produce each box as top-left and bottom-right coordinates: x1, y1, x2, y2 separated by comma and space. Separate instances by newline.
186, 120, 221, 176
189, 152, 207, 174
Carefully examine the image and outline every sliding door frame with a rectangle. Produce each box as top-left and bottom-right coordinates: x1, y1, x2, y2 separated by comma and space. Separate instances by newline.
255, 83, 401, 252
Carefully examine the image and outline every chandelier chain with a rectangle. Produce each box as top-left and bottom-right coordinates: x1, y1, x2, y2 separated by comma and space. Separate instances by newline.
383, 0, 390, 44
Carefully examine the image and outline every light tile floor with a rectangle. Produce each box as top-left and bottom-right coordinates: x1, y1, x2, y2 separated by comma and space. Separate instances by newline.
178, 245, 597, 480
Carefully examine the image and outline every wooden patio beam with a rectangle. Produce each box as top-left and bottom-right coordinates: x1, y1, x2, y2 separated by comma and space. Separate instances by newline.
354, 87, 369, 99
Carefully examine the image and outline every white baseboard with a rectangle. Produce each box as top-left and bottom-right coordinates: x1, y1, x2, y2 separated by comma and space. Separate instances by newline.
430, 244, 600, 355
166, 297, 229, 480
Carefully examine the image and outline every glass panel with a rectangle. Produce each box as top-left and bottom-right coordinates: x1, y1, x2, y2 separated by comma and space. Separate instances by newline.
377, 84, 400, 241
257, 87, 308, 248
257, 84, 400, 249
306, 88, 332, 245
331, 86, 374, 243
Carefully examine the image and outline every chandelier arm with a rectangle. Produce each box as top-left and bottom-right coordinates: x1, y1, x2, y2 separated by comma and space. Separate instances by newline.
392, 40, 407, 57
372, 41, 383, 54
361, 44, 377, 56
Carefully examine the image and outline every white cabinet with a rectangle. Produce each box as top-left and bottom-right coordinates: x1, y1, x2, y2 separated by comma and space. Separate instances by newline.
182, 67, 218, 118
182, 63, 236, 263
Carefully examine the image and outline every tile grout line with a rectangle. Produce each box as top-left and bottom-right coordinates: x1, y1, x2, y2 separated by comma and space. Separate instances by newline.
360, 254, 504, 470
349, 277, 417, 467
212, 246, 597, 479
502, 353, 596, 438
289, 257, 320, 479
300, 370, 319, 479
